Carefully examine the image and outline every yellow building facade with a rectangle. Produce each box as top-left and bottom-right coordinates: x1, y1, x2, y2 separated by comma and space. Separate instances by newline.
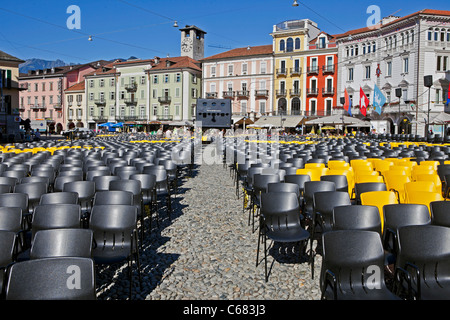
271, 19, 320, 116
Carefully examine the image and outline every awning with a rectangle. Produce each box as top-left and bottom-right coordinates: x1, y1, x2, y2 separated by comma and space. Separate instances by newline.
305, 115, 369, 126
430, 112, 450, 125
232, 116, 254, 125
251, 115, 304, 128
169, 120, 194, 127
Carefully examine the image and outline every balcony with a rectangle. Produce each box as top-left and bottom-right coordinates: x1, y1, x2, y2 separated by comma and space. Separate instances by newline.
205, 92, 218, 99
290, 67, 302, 76
276, 68, 288, 76
124, 115, 138, 121
289, 89, 301, 97
322, 87, 335, 95
306, 88, 319, 96
94, 99, 106, 106
322, 65, 335, 74
53, 104, 62, 110
158, 96, 171, 104
124, 98, 137, 105
30, 104, 40, 111
236, 90, 249, 99
276, 90, 287, 97
156, 114, 173, 121
254, 89, 269, 97
93, 116, 108, 122
125, 83, 137, 92
222, 91, 235, 99
307, 66, 319, 74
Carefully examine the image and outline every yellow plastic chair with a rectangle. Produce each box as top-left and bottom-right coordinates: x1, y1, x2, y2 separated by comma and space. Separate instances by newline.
305, 163, 326, 169
416, 174, 442, 194
327, 160, 349, 170
411, 166, 435, 181
356, 174, 385, 184
360, 191, 398, 231
384, 174, 411, 203
419, 161, 439, 170
404, 181, 436, 203
373, 160, 394, 175
405, 191, 444, 216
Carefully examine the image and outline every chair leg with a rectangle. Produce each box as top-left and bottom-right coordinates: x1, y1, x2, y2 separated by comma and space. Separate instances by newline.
264, 234, 268, 282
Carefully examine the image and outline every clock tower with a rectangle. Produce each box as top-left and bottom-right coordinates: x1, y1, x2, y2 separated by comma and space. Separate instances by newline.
180, 25, 206, 61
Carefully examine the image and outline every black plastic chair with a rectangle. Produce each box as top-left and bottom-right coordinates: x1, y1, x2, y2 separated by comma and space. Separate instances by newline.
332, 205, 381, 235
53, 175, 83, 192
62, 181, 96, 227
0, 177, 18, 189
93, 175, 120, 192
250, 173, 281, 232
354, 182, 387, 204
30, 228, 93, 259
130, 173, 158, 230
13, 182, 48, 216
93, 190, 133, 206
5, 257, 96, 300
320, 174, 349, 193
89, 204, 141, 299
39, 191, 79, 205
0, 230, 18, 295
109, 180, 145, 243
430, 200, 450, 227
394, 225, 450, 300
86, 168, 111, 181
320, 230, 400, 300
143, 166, 172, 218
257, 192, 309, 282
303, 181, 336, 223
382, 203, 431, 266
310, 191, 351, 279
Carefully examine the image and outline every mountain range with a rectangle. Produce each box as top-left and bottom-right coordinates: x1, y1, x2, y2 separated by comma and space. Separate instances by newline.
19, 57, 136, 73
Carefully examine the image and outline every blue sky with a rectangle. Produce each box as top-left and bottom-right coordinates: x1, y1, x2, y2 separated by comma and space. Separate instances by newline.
0, 0, 449, 65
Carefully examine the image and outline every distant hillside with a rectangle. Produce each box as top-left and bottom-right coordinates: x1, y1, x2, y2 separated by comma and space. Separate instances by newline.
19, 58, 68, 73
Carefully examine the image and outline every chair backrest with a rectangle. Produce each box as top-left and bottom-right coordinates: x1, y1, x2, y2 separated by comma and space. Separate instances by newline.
284, 174, 311, 194
430, 201, 450, 228
354, 182, 387, 204
129, 173, 157, 191
93, 190, 133, 206
303, 181, 336, 213
39, 191, 79, 205
320, 230, 386, 294
13, 182, 47, 202
62, 181, 96, 200
31, 204, 81, 241
89, 204, 137, 255
313, 191, 351, 229
93, 175, 120, 191
267, 182, 299, 197
332, 205, 381, 235
252, 174, 281, 195
5, 257, 96, 300
360, 191, 398, 231
320, 174, 348, 193
0, 177, 18, 188
30, 228, 93, 259
0, 206, 22, 233
396, 225, 450, 274
383, 203, 431, 236
54, 175, 83, 192
0, 230, 17, 267
260, 192, 301, 230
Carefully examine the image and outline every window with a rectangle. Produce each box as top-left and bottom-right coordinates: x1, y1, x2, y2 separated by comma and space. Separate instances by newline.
310, 100, 316, 115
326, 99, 332, 116
242, 63, 247, 75
42, 83, 45, 91
387, 61, 392, 77
110, 78, 115, 86
49, 82, 53, 91
164, 74, 169, 83
348, 67, 354, 81
89, 80, 94, 88
403, 57, 409, 73
140, 76, 146, 85
176, 73, 181, 82
110, 106, 115, 117
436, 89, 441, 104
279, 39, 285, 52
228, 65, 233, 75
99, 79, 104, 87
295, 38, 301, 50
260, 61, 267, 74
110, 92, 115, 100
286, 38, 294, 52
211, 66, 216, 77
259, 101, 266, 114
153, 75, 158, 84
192, 88, 197, 98
120, 91, 125, 99
35, 83, 38, 92
372, 42, 376, 52
318, 37, 326, 49
402, 89, 408, 102
89, 93, 94, 101
153, 105, 158, 116
240, 101, 247, 115
364, 65, 371, 79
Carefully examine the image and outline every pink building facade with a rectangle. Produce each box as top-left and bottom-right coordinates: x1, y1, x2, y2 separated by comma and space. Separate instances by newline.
201, 45, 274, 124
19, 61, 108, 132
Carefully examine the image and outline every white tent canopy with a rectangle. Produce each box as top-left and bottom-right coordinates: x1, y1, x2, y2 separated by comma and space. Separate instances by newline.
430, 112, 450, 125
305, 115, 370, 126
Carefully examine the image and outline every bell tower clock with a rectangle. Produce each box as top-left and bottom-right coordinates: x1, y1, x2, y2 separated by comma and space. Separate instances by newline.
180, 25, 206, 61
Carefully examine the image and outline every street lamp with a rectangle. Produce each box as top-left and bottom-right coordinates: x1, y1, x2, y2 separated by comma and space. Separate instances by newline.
395, 88, 402, 134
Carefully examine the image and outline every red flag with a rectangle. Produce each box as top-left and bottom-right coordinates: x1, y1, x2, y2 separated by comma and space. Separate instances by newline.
344, 88, 352, 116
359, 87, 369, 116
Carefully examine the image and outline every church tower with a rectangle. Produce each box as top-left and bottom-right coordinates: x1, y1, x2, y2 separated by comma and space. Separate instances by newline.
180, 25, 206, 61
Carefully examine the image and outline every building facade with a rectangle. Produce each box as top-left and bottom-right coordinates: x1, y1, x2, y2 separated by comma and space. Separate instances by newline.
0, 50, 24, 140
270, 19, 321, 116
304, 32, 338, 117
335, 9, 450, 135
201, 45, 274, 123
19, 60, 108, 132
64, 81, 85, 129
